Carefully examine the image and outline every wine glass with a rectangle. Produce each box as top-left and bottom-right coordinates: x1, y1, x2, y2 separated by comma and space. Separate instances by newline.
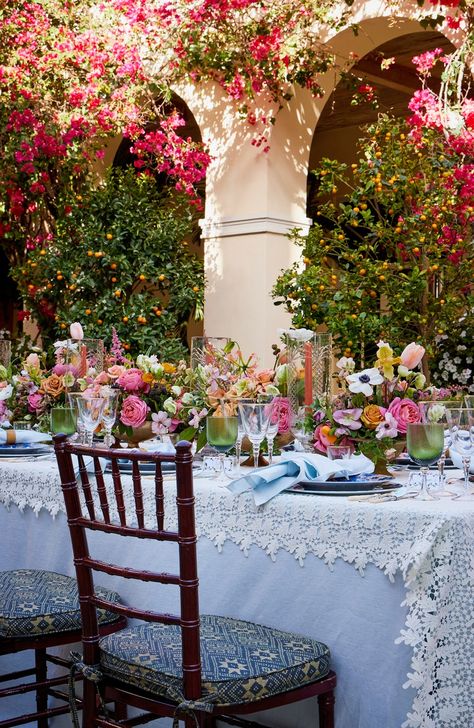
67, 392, 87, 443
75, 397, 106, 447
50, 406, 76, 436
206, 415, 238, 484
101, 391, 120, 447
238, 401, 274, 470
406, 421, 445, 500
257, 394, 279, 465
419, 401, 457, 494
445, 408, 474, 500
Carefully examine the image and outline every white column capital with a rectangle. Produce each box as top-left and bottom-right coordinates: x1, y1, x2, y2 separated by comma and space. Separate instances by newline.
199, 215, 312, 239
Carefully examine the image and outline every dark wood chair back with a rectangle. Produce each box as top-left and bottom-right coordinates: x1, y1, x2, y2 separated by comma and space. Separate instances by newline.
53, 435, 202, 703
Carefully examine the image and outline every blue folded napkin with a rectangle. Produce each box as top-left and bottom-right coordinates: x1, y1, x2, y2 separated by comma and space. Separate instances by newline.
227, 452, 375, 506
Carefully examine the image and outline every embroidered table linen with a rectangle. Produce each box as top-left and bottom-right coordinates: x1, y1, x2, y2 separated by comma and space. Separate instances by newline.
0, 458, 473, 727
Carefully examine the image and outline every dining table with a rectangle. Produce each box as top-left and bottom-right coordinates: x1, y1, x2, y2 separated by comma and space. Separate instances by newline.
0, 450, 473, 728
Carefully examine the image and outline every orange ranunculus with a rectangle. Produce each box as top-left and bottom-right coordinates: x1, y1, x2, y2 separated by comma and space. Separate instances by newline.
162, 362, 176, 374
40, 373, 65, 398
361, 404, 385, 430
142, 372, 154, 385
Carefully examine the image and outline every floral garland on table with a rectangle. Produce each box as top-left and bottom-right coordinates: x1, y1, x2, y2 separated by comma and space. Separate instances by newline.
309, 340, 461, 464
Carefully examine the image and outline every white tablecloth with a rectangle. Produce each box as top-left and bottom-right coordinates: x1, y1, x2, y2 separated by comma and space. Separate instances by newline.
0, 456, 473, 727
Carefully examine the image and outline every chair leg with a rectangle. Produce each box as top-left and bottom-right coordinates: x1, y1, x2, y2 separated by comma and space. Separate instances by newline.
35, 648, 48, 728
318, 690, 335, 728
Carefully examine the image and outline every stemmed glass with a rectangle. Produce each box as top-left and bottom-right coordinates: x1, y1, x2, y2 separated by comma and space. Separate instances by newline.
238, 401, 274, 470
406, 419, 445, 501
419, 401, 458, 494
67, 392, 86, 444
76, 397, 106, 447
101, 391, 120, 448
446, 408, 474, 500
257, 394, 279, 465
206, 414, 238, 484
291, 405, 313, 452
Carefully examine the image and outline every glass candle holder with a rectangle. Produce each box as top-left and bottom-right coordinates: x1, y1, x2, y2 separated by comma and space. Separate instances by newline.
190, 336, 230, 370
0, 339, 11, 369
63, 339, 105, 378
286, 331, 333, 417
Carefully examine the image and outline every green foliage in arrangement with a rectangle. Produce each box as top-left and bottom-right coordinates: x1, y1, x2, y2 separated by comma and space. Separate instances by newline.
11, 168, 204, 360
272, 116, 474, 379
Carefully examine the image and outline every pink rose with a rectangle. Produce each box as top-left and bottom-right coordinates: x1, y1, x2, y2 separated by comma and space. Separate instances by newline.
274, 397, 291, 434
117, 368, 148, 393
400, 342, 425, 370
119, 395, 149, 428
94, 371, 110, 385
313, 423, 337, 454
25, 353, 40, 370
69, 322, 84, 340
387, 397, 421, 434
27, 392, 44, 414
107, 364, 126, 380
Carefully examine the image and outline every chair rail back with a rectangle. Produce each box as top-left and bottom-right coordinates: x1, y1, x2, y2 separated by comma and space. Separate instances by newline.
53, 434, 202, 700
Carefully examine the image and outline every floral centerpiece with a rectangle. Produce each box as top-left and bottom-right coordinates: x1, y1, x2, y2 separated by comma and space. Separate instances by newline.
309, 340, 458, 470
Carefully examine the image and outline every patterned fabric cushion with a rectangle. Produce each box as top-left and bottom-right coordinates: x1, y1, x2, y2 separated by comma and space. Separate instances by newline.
100, 614, 330, 707
0, 570, 122, 638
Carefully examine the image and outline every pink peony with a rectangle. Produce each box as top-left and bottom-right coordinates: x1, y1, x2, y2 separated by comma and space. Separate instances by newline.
27, 392, 44, 414
387, 397, 421, 434
117, 368, 148, 393
400, 342, 425, 370
119, 395, 149, 428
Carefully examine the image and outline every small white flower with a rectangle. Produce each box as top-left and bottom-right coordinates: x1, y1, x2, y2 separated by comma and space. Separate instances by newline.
346, 368, 384, 396
0, 384, 13, 401
278, 328, 314, 342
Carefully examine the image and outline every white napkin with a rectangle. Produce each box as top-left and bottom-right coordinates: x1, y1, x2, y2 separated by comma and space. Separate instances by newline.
227, 452, 375, 506
0, 428, 51, 444
449, 450, 474, 473
138, 438, 176, 454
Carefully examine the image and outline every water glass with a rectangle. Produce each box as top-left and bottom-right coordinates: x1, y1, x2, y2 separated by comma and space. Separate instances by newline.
327, 445, 352, 461
291, 406, 313, 452
75, 397, 105, 447
50, 406, 76, 436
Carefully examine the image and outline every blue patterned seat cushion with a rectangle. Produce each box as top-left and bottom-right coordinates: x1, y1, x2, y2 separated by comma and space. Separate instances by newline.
100, 615, 330, 707
0, 570, 122, 638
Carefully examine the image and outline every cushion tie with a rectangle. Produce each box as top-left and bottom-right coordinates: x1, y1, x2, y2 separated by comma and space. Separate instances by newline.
68, 651, 107, 728
172, 698, 215, 728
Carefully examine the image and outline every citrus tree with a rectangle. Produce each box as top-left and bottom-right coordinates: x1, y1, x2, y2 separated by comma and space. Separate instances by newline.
11, 168, 204, 360
272, 115, 474, 379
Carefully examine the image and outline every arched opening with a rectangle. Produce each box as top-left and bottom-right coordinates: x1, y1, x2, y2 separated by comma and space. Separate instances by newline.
112, 93, 205, 347
307, 30, 454, 218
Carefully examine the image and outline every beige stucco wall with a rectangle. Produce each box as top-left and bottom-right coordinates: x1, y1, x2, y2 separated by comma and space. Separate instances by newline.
174, 0, 463, 366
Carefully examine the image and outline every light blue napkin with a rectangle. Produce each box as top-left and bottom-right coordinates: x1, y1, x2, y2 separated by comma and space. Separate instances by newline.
227, 452, 375, 506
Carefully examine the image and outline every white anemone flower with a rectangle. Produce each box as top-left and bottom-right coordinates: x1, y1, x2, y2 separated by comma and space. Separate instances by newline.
346, 367, 384, 396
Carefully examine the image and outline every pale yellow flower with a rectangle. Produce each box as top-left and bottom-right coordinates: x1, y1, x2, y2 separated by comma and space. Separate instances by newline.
375, 341, 400, 380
